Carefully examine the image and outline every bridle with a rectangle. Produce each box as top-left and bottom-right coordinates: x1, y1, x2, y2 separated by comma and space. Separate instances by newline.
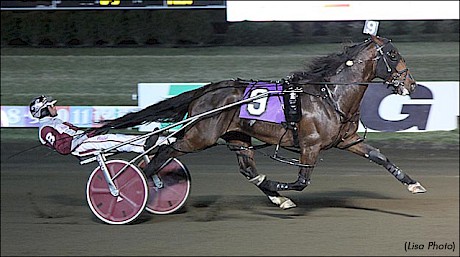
372, 38, 413, 94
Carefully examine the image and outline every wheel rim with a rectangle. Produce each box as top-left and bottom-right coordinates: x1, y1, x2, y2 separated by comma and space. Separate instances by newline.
86, 160, 148, 224
145, 158, 191, 214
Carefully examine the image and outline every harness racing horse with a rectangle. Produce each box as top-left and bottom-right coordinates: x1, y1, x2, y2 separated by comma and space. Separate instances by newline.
92, 36, 426, 209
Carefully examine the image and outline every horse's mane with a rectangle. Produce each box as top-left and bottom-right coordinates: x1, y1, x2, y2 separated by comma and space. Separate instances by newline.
291, 39, 373, 82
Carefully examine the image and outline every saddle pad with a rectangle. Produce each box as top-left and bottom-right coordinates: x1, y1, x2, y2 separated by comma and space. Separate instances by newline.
239, 82, 286, 123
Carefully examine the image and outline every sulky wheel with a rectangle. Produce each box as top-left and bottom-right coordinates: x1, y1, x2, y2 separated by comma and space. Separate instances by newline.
86, 160, 148, 225
139, 158, 191, 215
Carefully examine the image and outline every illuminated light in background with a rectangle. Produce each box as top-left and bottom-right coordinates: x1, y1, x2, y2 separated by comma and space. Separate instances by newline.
99, 0, 120, 6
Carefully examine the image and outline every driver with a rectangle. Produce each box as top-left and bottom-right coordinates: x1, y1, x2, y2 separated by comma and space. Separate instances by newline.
29, 95, 161, 157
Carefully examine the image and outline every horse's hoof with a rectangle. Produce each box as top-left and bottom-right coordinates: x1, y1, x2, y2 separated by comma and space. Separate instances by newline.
407, 182, 427, 194
280, 199, 297, 210
268, 196, 297, 209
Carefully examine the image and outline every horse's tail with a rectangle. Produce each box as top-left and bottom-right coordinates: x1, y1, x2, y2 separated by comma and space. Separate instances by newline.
92, 85, 209, 132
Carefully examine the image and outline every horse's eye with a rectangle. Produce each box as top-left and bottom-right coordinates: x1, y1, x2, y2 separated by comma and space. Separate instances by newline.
388, 51, 398, 61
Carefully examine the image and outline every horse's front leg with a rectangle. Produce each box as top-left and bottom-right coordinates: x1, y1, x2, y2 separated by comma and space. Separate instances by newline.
226, 137, 297, 210
345, 141, 427, 193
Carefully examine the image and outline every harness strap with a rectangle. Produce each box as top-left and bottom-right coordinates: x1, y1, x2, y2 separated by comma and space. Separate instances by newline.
320, 85, 349, 122
281, 122, 299, 148
376, 44, 392, 73
280, 80, 302, 148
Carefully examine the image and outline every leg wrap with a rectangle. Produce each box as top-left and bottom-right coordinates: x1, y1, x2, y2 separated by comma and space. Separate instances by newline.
368, 150, 415, 185
259, 179, 289, 191
368, 150, 387, 165
289, 176, 311, 191
384, 163, 415, 185
258, 176, 310, 192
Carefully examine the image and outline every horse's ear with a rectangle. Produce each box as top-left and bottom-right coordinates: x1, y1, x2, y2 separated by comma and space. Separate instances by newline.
370, 35, 383, 44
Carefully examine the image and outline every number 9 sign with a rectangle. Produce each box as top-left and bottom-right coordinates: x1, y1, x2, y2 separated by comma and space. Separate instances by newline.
363, 20, 379, 36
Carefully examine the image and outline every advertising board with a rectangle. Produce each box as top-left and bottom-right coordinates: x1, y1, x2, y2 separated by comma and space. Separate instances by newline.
226, 1, 459, 22
136, 81, 459, 132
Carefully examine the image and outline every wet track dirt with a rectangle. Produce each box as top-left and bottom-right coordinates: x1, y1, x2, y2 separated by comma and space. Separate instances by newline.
1, 141, 458, 256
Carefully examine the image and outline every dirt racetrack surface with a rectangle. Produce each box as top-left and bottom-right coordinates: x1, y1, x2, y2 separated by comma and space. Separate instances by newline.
1, 140, 459, 256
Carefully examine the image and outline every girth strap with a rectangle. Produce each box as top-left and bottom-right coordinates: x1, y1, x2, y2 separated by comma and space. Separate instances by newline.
282, 122, 300, 148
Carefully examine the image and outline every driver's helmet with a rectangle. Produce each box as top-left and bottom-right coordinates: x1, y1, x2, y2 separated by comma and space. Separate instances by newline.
29, 95, 57, 119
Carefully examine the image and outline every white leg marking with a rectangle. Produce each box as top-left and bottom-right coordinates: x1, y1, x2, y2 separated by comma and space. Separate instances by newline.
407, 182, 427, 194
268, 196, 297, 209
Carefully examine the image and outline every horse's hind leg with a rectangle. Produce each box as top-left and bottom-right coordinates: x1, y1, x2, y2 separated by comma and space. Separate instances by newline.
224, 133, 297, 209
143, 125, 221, 178
344, 141, 427, 193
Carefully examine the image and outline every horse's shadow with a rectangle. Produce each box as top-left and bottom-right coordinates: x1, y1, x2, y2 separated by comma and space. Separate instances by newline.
179, 190, 421, 222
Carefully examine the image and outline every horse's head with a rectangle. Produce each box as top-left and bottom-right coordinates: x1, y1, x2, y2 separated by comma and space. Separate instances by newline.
370, 35, 417, 96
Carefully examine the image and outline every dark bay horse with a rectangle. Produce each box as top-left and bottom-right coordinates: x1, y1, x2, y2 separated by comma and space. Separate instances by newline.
93, 36, 426, 209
